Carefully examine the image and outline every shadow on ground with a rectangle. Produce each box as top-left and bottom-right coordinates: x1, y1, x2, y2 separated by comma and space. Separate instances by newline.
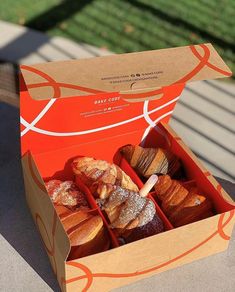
0, 102, 60, 291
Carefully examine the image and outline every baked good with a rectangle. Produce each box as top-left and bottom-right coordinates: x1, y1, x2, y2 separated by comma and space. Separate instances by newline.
45, 180, 88, 209
96, 184, 164, 243
72, 157, 139, 196
45, 180, 110, 259
72, 157, 163, 243
55, 205, 110, 260
121, 145, 181, 177
154, 175, 213, 227
168, 192, 213, 227
154, 175, 188, 215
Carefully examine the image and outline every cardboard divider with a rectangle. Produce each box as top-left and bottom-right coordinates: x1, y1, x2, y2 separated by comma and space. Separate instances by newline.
74, 176, 120, 248
73, 177, 98, 210
148, 193, 174, 230
118, 155, 174, 231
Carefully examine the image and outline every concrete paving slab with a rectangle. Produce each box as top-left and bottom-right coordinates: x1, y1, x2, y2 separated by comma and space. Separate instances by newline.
0, 20, 111, 64
171, 81, 235, 182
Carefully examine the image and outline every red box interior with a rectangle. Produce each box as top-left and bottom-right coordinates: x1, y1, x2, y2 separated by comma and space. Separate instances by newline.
32, 123, 234, 256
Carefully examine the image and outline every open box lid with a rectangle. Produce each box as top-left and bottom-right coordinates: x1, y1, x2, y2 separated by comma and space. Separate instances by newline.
20, 43, 232, 155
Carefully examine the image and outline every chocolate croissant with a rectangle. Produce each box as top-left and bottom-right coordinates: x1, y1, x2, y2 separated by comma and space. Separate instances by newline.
45, 180, 88, 209
96, 184, 164, 243
154, 175, 213, 227
55, 205, 110, 260
72, 157, 139, 196
121, 145, 181, 178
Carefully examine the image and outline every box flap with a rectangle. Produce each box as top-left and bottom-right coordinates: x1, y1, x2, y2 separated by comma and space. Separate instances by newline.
20, 43, 231, 155
22, 152, 71, 262
20, 43, 231, 102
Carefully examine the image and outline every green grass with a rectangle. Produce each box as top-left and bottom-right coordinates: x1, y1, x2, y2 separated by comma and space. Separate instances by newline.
0, 0, 59, 24
0, 0, 234, 77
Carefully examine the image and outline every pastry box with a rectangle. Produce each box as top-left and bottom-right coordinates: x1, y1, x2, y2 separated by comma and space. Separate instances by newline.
20, 43, 235, 292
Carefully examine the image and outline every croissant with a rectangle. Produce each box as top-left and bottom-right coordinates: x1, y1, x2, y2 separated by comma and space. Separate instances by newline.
168, 193, 213, 227
121, 145, 181, 178
96, 184, 164, 243
45, 180, 88, 209
72, 157, 139, 196
154, 175, 213, 227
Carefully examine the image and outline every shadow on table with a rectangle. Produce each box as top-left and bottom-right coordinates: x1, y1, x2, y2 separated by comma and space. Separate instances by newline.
0, 102, 60, 291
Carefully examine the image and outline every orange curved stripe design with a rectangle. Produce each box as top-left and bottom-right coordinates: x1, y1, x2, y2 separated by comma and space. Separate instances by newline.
28, 156, 60, 277
60, 277, 65, 290
191, 46, 231, 76
21, 65, 61, 98
52, 256, 58, 277
35, 213, 55, 256
27, 81, 106, 95
119, 44, 210, 99
28, 154, 47, 193
65, 210, 234, 289
217, 213, 231, 240
66, 262, 93, 291
35, 211, 58, 276
175, 44, 210, 84
52, 209, 58, 237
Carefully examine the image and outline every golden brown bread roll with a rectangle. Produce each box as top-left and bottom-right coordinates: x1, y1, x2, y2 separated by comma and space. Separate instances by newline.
54, 205, 73, 218
55, 205, 110, 260
96, 184, 164, 243
154, 175, 213, 227
45, 180, 110, 260
72, 157, 139, 196
121, 145, 181, 178
59, 208, 92, 233
68, 227, 110, 260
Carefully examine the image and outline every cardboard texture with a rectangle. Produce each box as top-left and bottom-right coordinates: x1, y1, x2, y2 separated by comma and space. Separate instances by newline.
20, 43, 235, 292
20, 43, 231, 101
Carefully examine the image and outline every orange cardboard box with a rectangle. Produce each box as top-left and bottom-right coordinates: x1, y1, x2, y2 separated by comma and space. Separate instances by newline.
20, 44, 235, 292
